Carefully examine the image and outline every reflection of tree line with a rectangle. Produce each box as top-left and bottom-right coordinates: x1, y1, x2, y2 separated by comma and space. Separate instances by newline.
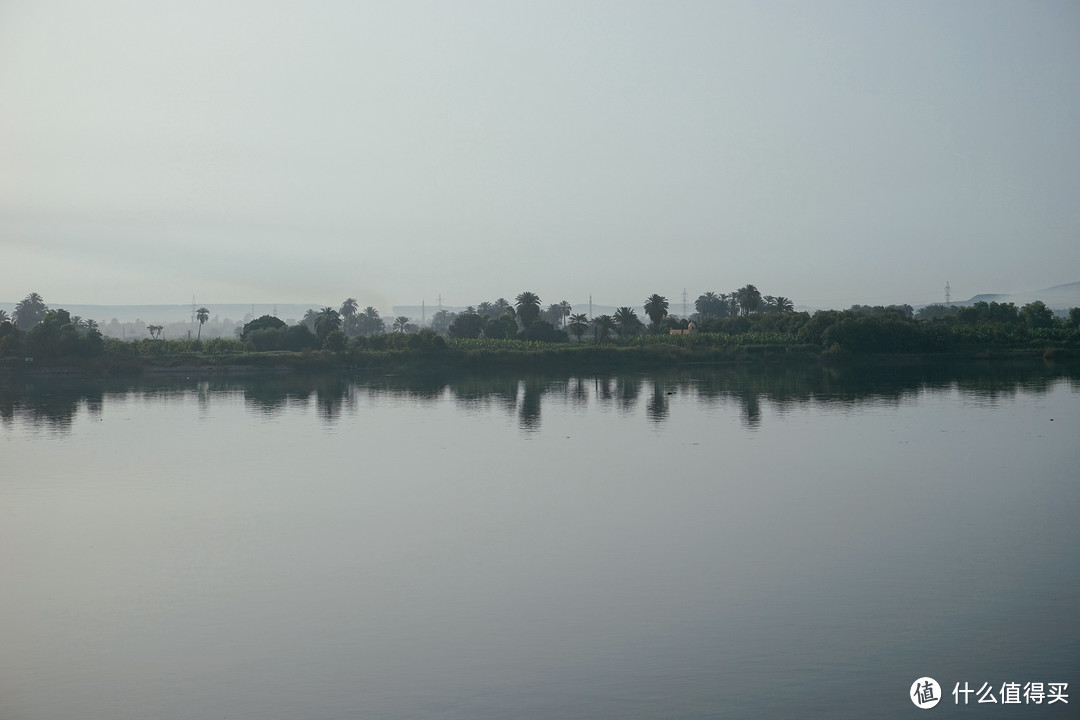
3, 360, 1077, 431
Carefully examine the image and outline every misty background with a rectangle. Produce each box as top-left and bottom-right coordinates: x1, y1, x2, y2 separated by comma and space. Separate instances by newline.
2, 1, 1078, 311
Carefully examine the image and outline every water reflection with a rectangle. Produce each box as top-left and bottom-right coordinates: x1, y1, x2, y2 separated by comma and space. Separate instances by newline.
646, 382, 670, 424
2, 359, 1077, 433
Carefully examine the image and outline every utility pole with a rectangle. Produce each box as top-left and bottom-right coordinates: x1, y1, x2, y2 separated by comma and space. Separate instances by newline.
945, 282, 951, 305
682, 288, 688, 317
422, 300, 425, 324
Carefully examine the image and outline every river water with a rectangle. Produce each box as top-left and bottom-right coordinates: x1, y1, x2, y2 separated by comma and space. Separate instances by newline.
1, 363, 1077, 718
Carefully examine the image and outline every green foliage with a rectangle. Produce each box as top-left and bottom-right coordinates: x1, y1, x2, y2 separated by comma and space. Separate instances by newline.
315, 307, 342, 340
847, 303, 914, 319
22, 308, 104, 358
483, 312, 518, 339
695, 291, 728, 321
515, 291, 541, 327
1, 319, 23, 357
1020, 301, 1056, 329
242, 323, 318, 351
736, 284, 762, 316
13, 292, 47, 330
592, 314, 615, 342
430, 309, 455, 335
613, 307, 643, 338
916, 303, 957, 321
448, 311, 484, 339
643, 294, 669, 327
241, 315, 287, 339
356, 307, 386, 336
196, 307, 210, 339
956, 301, 1020, 325
797, 310, 842, 345
322, 330, 348, 352
567, 313, 589, 341
821, 315, 927, 353
407, 329, 447, 352
522, 319, 568, 342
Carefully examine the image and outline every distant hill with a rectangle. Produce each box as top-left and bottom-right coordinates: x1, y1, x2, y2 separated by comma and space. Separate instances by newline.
957, 282, 1080, 311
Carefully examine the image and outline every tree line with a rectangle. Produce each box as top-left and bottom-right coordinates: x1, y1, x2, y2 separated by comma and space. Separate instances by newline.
4, 290, 1080, 362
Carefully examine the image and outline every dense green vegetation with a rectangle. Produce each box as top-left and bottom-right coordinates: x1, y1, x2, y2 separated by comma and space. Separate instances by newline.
3, 291, 1079, 374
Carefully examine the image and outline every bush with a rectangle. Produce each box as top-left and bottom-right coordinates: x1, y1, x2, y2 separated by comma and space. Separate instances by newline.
522, 320, 568, 343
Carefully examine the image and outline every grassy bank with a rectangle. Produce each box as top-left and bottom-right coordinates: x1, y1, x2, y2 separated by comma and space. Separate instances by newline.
3, 338, 1078, 379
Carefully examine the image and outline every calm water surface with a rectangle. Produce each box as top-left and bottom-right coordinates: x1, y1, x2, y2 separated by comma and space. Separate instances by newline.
1, 364, 1078, 719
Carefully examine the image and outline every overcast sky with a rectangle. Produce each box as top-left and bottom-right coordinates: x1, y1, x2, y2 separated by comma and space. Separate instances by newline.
2, 0, 1078, 311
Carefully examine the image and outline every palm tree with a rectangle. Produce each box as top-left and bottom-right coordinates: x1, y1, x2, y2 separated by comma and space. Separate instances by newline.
196, 307, 209, 339
339, 298, 359, 336
558, 300, 572, 328
302, 308, 319, 334
773, 296, 794, 314
643, 294, 669, 328
85, 318, 99, 332
736, 284, 762, 316
515, 291, 541, 327
568, 313, 589, 342
393, 315, 411, 333
315, 307, 342, 339
359, 306, 385, 335
0, 309, 10, 324
695, 291, 722, 322
592, 314, 616, 343
13, 292, 46, 330
613, 306, 642, 338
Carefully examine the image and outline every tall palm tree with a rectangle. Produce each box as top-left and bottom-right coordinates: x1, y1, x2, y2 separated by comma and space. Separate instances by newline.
0, 309, 11, 324
736, 284, 762, 316
515, 291, 541, 327
643, 294, 669, 328
393, 315, 411, 333
773, 296, 794, 314
302, 308, 319, 334
196, 307, 209, 339
315, 307, 342, 339
613, 307, 642, 338
339, 298, 359, 336
592, 314, 615, 343
558, 300, 572, 328
568, 313, 589, 342
13, 292, 46, 330
695, 291, 722, 322
359, 306, 385, 335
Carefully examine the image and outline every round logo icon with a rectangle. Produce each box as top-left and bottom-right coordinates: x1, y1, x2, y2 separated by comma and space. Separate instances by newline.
911, 677, 942, 709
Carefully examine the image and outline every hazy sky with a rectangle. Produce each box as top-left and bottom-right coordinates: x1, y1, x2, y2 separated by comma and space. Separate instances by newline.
2, 0, 1078, 310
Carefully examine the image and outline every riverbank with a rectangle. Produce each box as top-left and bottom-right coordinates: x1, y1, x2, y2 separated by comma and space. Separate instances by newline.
2, 341, 1077, 379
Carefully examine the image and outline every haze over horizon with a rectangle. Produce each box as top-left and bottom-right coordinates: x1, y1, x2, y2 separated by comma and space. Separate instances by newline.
2, 1, 1078, 310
